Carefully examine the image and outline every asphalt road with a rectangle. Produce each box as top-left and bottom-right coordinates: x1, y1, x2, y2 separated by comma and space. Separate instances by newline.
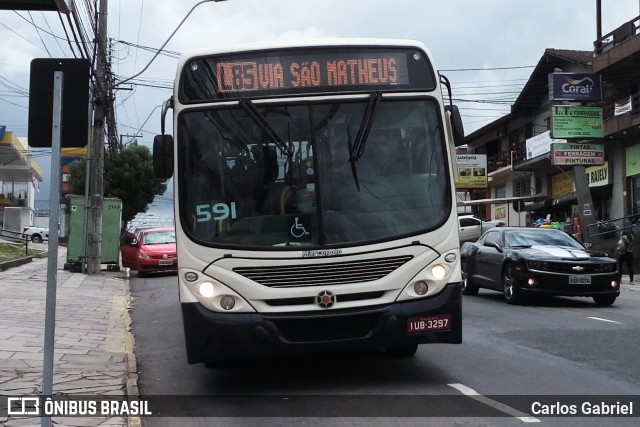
130, 273, 640, 426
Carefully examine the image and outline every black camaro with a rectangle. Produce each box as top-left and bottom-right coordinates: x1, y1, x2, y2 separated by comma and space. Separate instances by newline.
460, 227, 619, 305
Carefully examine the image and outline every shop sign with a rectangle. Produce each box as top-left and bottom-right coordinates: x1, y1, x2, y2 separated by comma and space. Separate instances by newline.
495, 204, 507, 220
551, 143, 604, 165
551, 171, 574, 198
585, 162, 609, 187
625, 144, 640, 177
551, 105, 604, 139
455, 154, 487, 189
614, 96, 632, 116
525, 130, 566, 159
548, 73, 602, 102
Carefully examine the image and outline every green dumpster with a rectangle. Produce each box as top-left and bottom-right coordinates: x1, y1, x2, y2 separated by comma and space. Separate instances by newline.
67, 195, 123, 266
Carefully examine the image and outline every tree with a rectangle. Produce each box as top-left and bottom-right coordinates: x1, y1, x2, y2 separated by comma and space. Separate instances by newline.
68, 143, 168, 224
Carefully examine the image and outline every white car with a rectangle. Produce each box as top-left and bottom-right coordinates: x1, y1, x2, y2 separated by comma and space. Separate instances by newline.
22, 226, 49, 243
458, 215, 505, 242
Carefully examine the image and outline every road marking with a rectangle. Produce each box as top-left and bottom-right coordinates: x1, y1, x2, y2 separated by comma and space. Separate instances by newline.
588, 316, 621, 324
448, 383, 540, 423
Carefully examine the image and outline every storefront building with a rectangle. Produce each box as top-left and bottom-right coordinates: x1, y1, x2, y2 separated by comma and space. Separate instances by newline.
461, 13, 640, 242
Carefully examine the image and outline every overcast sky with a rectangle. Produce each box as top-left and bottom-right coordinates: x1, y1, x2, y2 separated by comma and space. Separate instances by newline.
1, 0, 638, 217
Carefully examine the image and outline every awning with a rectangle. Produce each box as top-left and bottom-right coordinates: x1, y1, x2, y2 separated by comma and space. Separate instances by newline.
0, 131, 44, 182
551, 192, 577, 206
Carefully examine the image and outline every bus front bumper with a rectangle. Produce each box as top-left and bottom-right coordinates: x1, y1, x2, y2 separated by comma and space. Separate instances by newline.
181, 283, 462, 364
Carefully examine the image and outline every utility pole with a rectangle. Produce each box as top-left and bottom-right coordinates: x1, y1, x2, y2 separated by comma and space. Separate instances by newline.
120, 133, 143, 149
86, 0, 108, 274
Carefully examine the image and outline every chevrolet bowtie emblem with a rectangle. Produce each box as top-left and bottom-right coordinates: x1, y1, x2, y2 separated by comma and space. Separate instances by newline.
572, 266, 584, 272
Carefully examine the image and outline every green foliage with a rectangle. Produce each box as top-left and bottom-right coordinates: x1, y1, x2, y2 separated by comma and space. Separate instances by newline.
68, 144, 168, 224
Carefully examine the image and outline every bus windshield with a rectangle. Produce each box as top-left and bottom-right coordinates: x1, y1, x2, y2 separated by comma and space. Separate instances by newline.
178, 97, 451, 249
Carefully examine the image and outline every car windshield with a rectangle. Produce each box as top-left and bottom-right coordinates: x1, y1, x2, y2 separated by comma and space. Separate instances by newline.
504, 229, 584, 249
142, 231, 176, 245
178, 98, 451, 249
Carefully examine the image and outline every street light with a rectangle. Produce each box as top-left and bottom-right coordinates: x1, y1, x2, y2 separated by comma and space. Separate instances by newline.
114, 0, 228, 88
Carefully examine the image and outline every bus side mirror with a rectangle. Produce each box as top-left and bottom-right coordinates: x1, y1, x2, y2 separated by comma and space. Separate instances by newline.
153, 134, 174, 178
446, 105, 465, 147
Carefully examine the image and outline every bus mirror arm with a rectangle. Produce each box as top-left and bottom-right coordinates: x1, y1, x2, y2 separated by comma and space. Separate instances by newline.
160, 97, 174, 135
439, 74, 465, 146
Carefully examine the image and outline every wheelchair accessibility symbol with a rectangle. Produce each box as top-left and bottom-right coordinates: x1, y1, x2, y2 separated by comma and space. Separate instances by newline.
289, 216, 311, 239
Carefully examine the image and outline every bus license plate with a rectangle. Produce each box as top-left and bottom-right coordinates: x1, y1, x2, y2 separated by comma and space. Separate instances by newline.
569, 275, 591, 284
407, 314, 452, 333
158, 260, 174, 266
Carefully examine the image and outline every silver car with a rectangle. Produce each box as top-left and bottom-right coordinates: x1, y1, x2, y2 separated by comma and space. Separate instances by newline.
458, 215, 505, 242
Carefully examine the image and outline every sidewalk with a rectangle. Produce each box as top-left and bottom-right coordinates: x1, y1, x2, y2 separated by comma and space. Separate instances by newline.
0, 246, 139, 427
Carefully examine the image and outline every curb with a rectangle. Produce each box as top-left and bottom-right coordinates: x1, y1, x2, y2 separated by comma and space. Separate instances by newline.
0, 255, 34, 271
123, 278, 142, 427
0, 249, 48, 271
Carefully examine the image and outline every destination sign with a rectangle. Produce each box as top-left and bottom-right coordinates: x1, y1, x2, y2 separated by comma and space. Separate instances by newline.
179, 47, 435, 101
216, 56, 403, 93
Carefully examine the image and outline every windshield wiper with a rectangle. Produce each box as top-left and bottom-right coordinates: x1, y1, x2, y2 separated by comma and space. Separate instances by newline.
346, 91, 382, 191
350, 91, 382, 160
240, 99, 293, 157
346, 124, 360, 191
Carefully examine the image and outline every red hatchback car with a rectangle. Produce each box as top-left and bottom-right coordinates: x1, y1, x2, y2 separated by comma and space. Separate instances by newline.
121, 227, 178, 277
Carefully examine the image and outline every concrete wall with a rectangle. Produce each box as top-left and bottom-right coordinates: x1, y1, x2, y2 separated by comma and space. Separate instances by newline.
2, 207, 31, 232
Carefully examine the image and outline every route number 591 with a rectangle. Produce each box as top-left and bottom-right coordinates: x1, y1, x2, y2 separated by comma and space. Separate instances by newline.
196, 202, 237, 222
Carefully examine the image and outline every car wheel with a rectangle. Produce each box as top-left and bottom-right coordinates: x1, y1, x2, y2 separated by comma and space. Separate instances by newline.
386, 344, 418, 357
593, 295, 616, 306
502, 263, 522, 305
31, 234, 43, 243
461, 261, 479, 296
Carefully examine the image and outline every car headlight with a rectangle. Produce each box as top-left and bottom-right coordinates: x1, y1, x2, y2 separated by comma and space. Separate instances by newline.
138, 252, 150, 260
527, 260, 548, 270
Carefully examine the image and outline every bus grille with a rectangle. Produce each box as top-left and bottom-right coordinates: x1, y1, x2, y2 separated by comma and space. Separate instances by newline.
233, 255, 413, 288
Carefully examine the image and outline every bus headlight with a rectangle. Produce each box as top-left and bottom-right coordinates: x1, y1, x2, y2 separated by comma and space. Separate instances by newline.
184, 271, 198, 282
431, 264, 447, 280
197, 282, 216, 298
396, 256, 456, 302
184, 273, 254, 313
220, 295, 236, 310
414, 281, 428, 295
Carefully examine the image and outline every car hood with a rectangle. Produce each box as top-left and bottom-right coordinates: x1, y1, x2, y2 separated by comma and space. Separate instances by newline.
522, 245, 591, 260
141, 243, 177, 255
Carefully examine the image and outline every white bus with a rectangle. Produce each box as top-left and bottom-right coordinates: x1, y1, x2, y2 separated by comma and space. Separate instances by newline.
153, 39, 465, 365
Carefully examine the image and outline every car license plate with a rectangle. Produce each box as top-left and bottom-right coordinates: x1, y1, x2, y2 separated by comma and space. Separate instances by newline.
407, 314, 452, 333
569, 275, 591, 284
158, 260, 174, 266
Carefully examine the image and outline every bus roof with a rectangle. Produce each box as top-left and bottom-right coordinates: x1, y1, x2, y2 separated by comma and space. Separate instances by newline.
178, 37, 433, 64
